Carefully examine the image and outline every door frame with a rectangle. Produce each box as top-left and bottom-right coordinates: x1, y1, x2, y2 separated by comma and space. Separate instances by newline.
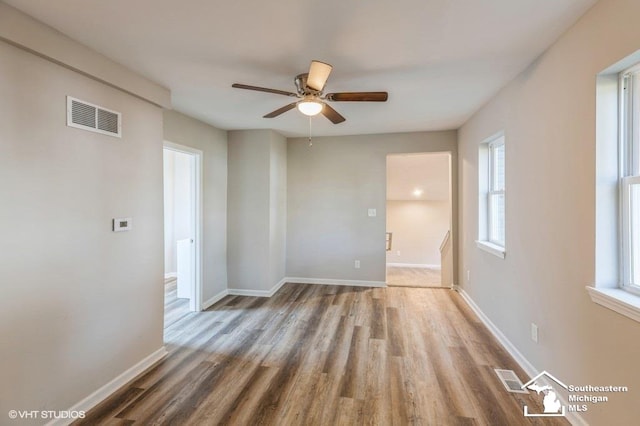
163, 140, 204, 312
384, 150, 454, 288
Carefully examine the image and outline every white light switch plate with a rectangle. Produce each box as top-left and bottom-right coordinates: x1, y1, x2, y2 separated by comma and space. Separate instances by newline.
368, 208, 376, 217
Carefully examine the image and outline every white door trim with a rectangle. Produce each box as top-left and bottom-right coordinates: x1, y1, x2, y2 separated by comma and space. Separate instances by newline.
163, 140, 204, 312
385, 150, 455, 288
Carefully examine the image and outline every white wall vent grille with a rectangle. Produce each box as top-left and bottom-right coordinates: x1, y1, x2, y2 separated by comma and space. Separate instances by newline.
67, 96, 121, 138
494, 369, 529, 394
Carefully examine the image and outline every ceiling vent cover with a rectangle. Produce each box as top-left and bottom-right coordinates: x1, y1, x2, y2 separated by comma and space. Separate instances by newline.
67, 96, 121, 138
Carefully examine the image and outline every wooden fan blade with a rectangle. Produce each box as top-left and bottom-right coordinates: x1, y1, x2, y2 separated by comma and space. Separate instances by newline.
321, 103, 346, 124
307, 60, 333, 91
325, 92, 388, 102
232, 83, 297, 97
263, 102, 297, 118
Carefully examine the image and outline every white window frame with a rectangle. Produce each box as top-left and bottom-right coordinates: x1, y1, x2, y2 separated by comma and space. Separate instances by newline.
588, 54, 640, 323
488, 139, 506, 247
476, 132, 506, 258
620, 64, 640, 296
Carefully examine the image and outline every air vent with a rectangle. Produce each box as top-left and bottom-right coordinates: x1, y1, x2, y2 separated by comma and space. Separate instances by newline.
67, 96, 121, 137
494, 369, 529, 394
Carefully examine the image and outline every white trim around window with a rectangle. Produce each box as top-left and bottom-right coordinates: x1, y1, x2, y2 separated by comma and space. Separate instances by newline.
589, 56, 640, 323
587, 287, 640, 323
478, 131, 506, 258
476, 240, 506, 259
619, 66, 640, 297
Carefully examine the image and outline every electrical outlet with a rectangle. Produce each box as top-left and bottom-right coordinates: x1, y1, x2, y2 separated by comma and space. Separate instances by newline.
354, 260, 360, 269
531, 323, 538, 343
396, 250, 401, 256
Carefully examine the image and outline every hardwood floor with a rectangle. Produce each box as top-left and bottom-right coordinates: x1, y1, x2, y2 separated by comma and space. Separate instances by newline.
163, 277, 190, 329
77, 283, 567, 425
386, 266, 442, 287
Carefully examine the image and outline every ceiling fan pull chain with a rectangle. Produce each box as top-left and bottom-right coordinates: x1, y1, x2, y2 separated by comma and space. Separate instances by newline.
308, 116, 313, 147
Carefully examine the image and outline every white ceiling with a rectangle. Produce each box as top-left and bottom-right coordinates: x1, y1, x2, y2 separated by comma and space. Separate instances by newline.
387, 153, 450, 201
5, 0, 597, 137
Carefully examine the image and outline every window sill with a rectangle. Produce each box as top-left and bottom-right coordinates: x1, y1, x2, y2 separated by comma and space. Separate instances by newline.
586, 286, 640, 323
475, 241, 506, 259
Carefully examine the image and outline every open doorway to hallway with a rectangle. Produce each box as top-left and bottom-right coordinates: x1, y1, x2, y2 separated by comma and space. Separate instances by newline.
163, 142, 203, 332
386, 152, 452, 287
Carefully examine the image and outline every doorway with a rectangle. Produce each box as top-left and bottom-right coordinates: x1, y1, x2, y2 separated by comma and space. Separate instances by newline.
386, 152, 453, 288
163, 142, 203, 330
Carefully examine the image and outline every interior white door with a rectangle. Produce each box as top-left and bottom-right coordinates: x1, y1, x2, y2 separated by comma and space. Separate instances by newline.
176, 238, 193, 299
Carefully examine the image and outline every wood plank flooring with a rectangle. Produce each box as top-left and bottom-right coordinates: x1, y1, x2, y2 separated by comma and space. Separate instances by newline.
386, 266, 442, 287
163, 277, 190, 329
77, 283, 567, 425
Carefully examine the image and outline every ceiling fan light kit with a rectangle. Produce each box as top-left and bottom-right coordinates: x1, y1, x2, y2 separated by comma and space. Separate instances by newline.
232, 60, 388, 124
297, 97, 323, 116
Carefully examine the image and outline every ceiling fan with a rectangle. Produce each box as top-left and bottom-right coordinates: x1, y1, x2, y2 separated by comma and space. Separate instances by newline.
232, 60, 388, 124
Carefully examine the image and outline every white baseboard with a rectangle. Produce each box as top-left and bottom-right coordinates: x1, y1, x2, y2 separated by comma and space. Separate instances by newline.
227, 288, 271, 297
164, 272, 177, 279
386, 263, 441, 269
457, 288, 587, 426
228, 277, 288, 298
286, 277, 387, 288
202, 289, 229, 310
269, 277, 288, 295
457, 289, 536, 376
46, 347, 168, 426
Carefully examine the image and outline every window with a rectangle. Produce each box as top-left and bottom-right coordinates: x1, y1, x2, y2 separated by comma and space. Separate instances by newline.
620, 64, 640, 296
588, 55, 640, 322
477, 132, 506, 258
488, 139, 506, 246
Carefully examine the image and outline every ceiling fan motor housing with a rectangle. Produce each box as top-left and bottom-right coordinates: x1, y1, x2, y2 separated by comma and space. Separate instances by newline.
295, 73, 320, 96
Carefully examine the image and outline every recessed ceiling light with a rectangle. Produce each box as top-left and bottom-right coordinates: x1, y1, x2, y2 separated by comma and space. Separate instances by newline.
413, 189, 423, 197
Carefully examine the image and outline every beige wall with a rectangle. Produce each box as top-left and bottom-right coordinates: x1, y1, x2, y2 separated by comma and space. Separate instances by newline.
287, 131, 457, 283
163, 110, 228, 301
458, 0, 640, 422
386, 200, 450, 266
269, 132, 288, 289
163, 150, 176, 273
163, 149, 193, 275
0, 3, 170, 108
0, 39, 164, 420
228, 130, 287, 293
